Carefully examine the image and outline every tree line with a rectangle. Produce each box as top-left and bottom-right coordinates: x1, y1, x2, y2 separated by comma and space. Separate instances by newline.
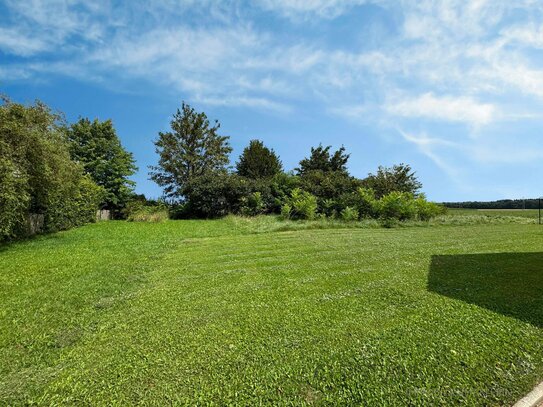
1, 97, 443, 241
443, 199, 540, 210
148, 102, 443, 222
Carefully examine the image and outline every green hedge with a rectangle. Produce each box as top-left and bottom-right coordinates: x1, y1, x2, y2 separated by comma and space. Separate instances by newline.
0, 99, 104, 241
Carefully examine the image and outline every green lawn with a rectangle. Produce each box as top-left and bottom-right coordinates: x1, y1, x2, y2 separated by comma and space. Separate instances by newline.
1, 218, 543, 405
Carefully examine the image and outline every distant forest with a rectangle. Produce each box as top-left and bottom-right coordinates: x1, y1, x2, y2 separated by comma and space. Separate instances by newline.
443, 199, 541, 210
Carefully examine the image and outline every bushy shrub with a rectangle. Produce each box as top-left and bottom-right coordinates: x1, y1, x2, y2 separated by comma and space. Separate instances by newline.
276, 188, 442, 224
45, 174, 106, 232
299, 170, 362, 211
269, 172, 300, 213
0, 157, 30, 239
341, 206, 359, 221
285, 188, 317, 220
356, 188, 378, 218
328, 188, 378, 220
76, 176, 106, 223
321, 198, 338, 218
363, 163, 422, 198
185, 172, 251, 218
415, 195, 446, 221
0, 99, 104, 240
336, 193, 358, 214
280, 203, 291, 220
240, 191, 265, 216
168, 202, 190, 219
377, 191, 417, 221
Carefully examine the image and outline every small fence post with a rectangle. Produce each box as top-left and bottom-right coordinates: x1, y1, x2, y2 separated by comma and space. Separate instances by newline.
539, 198, 541, 225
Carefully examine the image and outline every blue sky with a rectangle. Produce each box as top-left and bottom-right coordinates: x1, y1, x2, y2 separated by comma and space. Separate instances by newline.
1, 0, 543, 201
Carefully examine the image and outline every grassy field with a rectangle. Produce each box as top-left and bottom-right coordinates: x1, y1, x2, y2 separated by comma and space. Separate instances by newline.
447, 207, 540, 220
1, 217, 543, 405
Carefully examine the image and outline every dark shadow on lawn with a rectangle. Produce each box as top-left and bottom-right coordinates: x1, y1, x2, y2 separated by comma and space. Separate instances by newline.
0, 232, 65, 254
428, 252, 543, 328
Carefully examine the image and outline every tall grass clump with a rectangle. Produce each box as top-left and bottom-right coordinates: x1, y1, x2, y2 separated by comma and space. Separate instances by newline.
125, 201, 169, 222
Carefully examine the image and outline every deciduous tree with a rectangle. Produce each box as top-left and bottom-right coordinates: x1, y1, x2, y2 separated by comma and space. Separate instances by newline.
363, 164, 422, 198
149, 102, 232, 201
66, 118, 137, 211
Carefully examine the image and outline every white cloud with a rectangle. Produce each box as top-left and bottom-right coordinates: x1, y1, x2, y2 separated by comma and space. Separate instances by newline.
0, 27, 50, 56
4, 0, 543, 200
501, 23, 543, 49
0, 65, 33, 81
385, 93, 496, 126
92, 26, 260, 71
2, 0, 543, 127
397, 129, 463, 182
257, 0, 374, 19
0, 0, 108, 55
242, 45, 325, 74
195, 95, 292, 114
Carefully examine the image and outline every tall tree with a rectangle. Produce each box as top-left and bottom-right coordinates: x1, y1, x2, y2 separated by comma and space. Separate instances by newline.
149, 102, 232, 200
66, 118, 137, 211
363, 163, 422, 198
236, 139, 282, 179
296, 144, 355, 208
297, 144, 350, 176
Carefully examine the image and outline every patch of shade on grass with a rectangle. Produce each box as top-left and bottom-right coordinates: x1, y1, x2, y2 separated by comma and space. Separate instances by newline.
1, 218, 542, 405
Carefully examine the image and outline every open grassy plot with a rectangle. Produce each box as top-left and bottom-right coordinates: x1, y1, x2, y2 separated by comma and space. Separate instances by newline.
1, 218, 543, 405
448, 208, 540, 220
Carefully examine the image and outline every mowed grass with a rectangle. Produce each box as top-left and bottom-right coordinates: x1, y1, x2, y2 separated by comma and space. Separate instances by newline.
1, 218, 543, 405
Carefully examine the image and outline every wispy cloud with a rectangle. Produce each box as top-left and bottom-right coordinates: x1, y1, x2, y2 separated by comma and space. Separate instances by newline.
0, 27, 51, 56
2, 0, 543, 199
397, 129, 463, 182
385, 93, 496, 127
256, 0, 376, 19
195, 95, 292, 114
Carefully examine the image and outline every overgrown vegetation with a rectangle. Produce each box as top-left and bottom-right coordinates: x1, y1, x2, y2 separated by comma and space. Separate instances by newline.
0, 97, 105, 241
149, 102, 442, 222
123, 199, 168, 222
0, 96, 443, 233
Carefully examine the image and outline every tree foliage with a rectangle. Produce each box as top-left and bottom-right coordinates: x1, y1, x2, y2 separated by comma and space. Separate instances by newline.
66, 118, 137, 211
299, 170, 362, 204
143, 106, 435, 222
363, 163, 422, 198
293, 144, 357, 212
0, 97, 104, 241
282, 188, 318, 220
236, 139, 282, 179
297, 144, 350, 176
184, 171, 250, 218
149, 102, 232, 201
